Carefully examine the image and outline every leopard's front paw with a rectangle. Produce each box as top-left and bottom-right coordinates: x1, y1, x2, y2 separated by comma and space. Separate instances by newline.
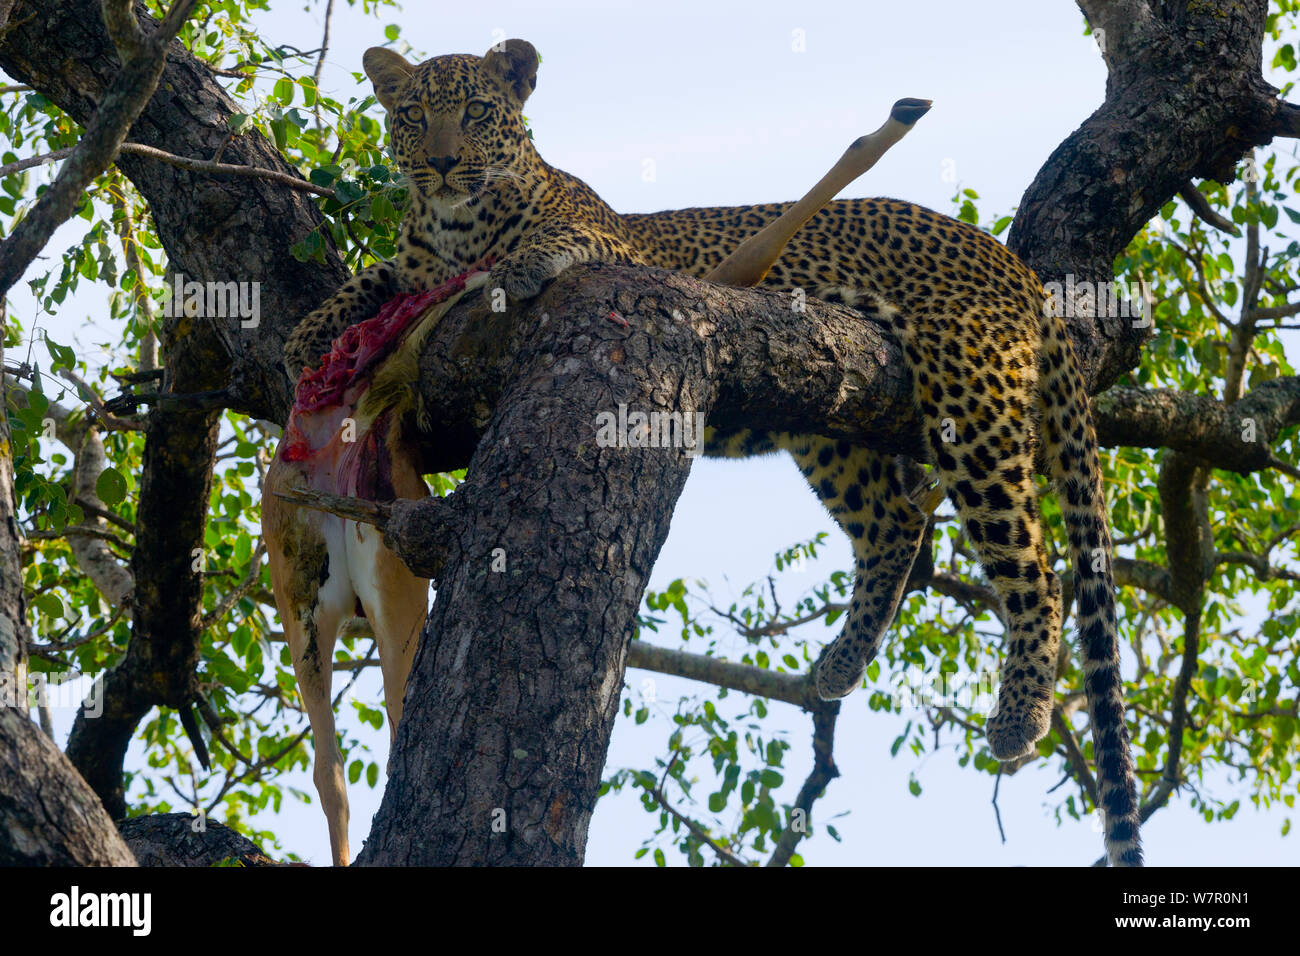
487, 250, 576, 302
487, 258, 545, 302
285, 324, 327, 381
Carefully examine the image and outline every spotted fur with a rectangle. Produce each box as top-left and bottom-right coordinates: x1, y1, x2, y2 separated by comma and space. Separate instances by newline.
285, 40, 1141, 866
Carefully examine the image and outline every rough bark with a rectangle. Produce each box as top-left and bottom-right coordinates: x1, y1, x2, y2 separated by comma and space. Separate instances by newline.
411, 264, 920, 474
1093, 379, 1300, 472
0, 708, 138, 865
1009, 0, 1287, 392
118, 812, 280, 866
355, 273, 708, 864
0, 342, 136, 867
355, 266, 943, 863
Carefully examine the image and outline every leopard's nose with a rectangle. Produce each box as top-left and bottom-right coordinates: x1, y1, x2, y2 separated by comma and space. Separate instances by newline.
427, 155, 459, 175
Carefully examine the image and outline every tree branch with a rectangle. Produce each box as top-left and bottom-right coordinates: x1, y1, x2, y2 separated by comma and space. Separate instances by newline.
1093, 379, 1300, 474
627, 640, 817, 710
767, 702, 840, 867
5, 376, 135, 607
1178, 182, 1239, 235
1014, 0, 1284, 391
646, 780, 747, 867
0, 0, 200, 296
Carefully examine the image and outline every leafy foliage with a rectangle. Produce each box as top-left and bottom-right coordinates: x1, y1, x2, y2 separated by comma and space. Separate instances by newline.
1, 0, 1296, 867
3, 0, 418, 860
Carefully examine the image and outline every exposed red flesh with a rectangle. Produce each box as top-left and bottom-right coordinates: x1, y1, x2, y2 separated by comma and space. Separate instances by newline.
281, 266, 487, 464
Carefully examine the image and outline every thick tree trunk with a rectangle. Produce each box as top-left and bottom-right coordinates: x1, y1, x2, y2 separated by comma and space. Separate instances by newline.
357, 276, 693, 863
0, 342, 135, 866
1009, 0, 1287, 390
0, 0, 349, 814
357, 265, 922, 864
0, 708, 137, 865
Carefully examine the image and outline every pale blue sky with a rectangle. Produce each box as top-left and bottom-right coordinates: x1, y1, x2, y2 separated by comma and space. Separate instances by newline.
11, 0, 1297, 864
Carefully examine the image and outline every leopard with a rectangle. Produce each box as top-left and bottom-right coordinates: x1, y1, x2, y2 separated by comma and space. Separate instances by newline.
282, 38, 1143, 866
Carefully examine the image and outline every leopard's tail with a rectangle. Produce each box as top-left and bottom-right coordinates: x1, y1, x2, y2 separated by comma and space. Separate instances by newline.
1038, 304, 1143, 867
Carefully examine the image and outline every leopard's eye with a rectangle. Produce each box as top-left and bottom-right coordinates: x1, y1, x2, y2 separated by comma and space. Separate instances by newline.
465, 101, 489, 120
399, 104, 425, 125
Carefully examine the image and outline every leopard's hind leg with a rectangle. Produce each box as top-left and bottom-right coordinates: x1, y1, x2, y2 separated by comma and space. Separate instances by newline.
788, 440, 930, 699
901, 306, 1062, 760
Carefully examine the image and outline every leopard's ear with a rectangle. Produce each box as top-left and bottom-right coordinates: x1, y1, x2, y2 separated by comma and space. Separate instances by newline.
482, 39, 538, 106
364, 47, 415, 112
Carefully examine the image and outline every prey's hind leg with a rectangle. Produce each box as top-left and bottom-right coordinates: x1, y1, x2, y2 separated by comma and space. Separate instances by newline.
347, 519, 428, 743
265, 505, 356, 866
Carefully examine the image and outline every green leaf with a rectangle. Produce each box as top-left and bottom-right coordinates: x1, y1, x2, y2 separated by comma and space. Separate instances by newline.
96, 467, 127, 506
34, 593, 64, 619
44, 334, 76, 372
371, 193, 397, 222
273, 77, 294, 106
335, 180, 364, 204
309, 167, 337, 188
384, 24, 400, 41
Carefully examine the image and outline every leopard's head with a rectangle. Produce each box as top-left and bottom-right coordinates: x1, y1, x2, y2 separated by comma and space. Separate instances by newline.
363, 40, 540, 208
